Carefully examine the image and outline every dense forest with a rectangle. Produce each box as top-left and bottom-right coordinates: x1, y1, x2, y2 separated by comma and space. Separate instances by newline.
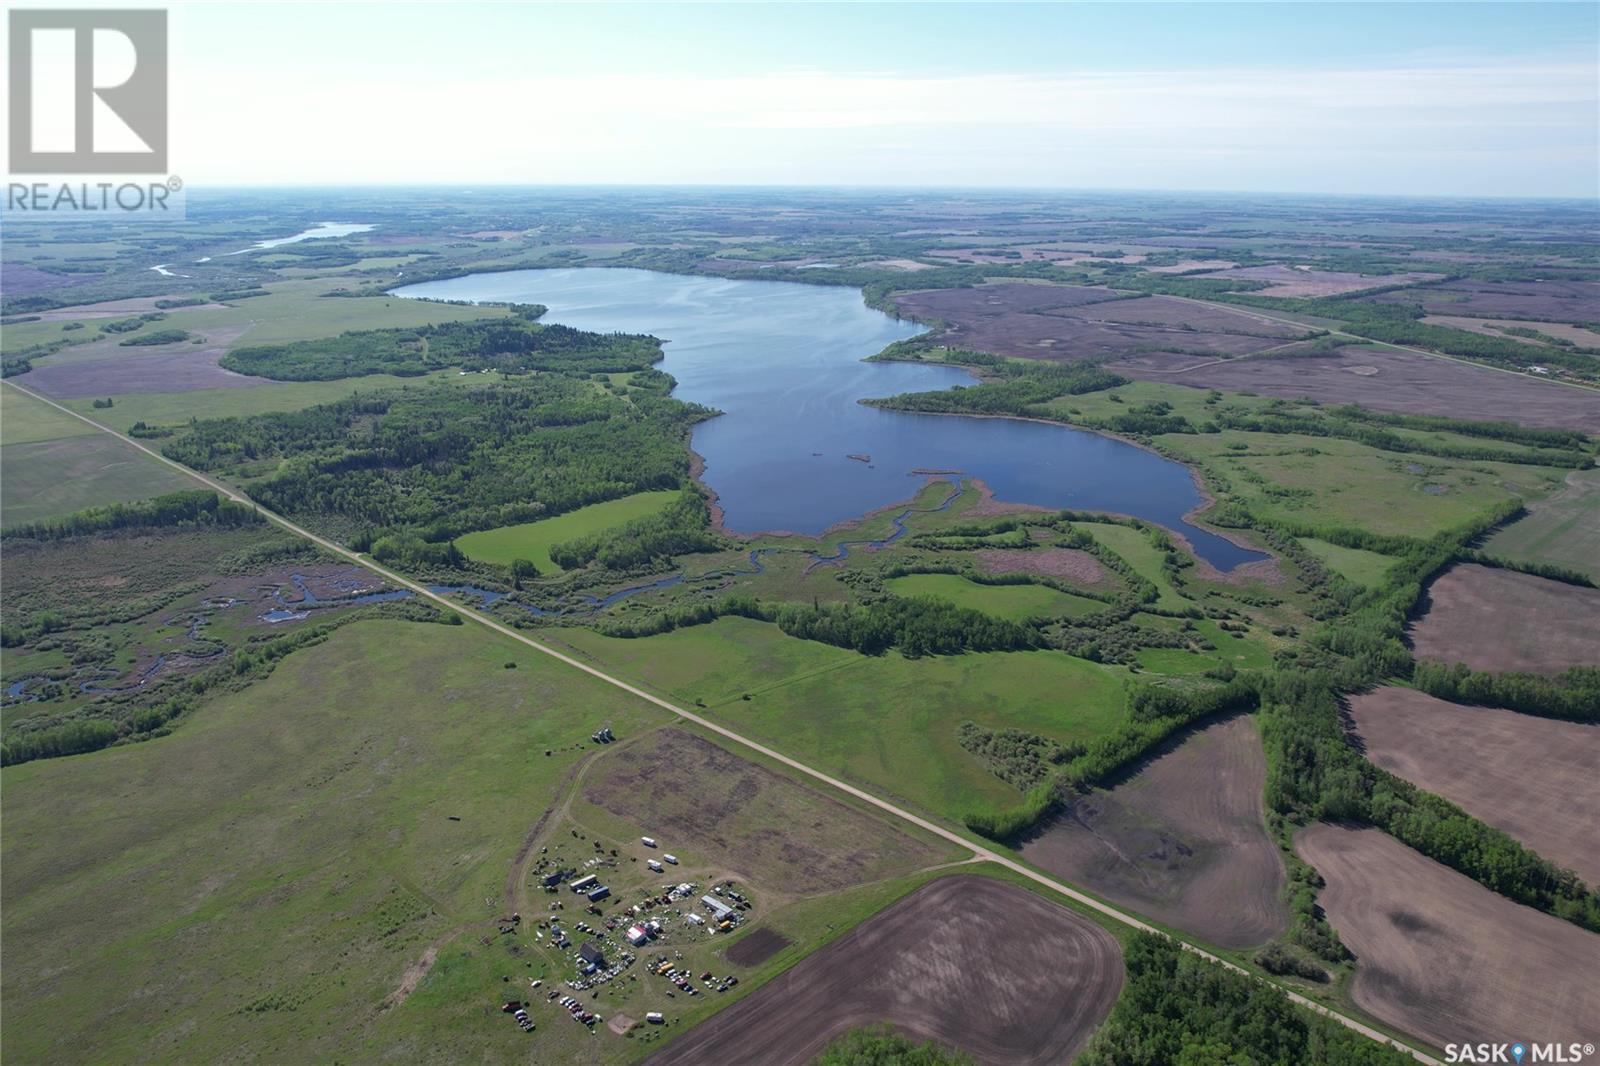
163, 378, 714, 548
1, 489, 260, 540
219, 305, 664, 380
1076, 933, 1413, 1066
547, 488, 724, 570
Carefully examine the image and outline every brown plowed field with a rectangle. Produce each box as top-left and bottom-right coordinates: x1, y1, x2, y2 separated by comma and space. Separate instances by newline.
724, 927, 792, 967
643, 875, 1122, 1066
1346, 687, 1600, 886
1191, 264, 1444, 298
1408, 563, 1600, 675
1377, 279, 1600, 324
893, 285, 1300, 364
579, 728, 944, 894
1018, 715, 1286, 948
1113, 346, 1600, 432
1297, 824, 1600, 1050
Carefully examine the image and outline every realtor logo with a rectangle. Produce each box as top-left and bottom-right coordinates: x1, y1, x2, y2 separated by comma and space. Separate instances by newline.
8, 9, 168, 173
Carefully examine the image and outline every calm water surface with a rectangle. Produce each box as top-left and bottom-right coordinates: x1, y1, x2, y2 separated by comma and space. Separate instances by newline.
393, 268, 1262, 570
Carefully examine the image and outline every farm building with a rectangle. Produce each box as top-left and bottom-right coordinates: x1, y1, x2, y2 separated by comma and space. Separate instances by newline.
569, 874, 598, 892
579, 941, 606, 967
587, 884, 611, 902
626, 924, 649, 946
701, 895, 736, 922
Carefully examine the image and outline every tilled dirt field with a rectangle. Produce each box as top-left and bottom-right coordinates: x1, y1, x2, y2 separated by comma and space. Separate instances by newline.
579, 728, 944, 895
724, 927, 792, 967
1111, 346, 1600, 432
1377, 278, 1600, 323
1297, 824, 1600, 1050
1407, 563, 1600, 675
1190, 264, 1444, 298
1018, 715, 1286, 948
1345, 687, 1600, 886
892, 284, 1299, 364
644, 875, 1122, 1066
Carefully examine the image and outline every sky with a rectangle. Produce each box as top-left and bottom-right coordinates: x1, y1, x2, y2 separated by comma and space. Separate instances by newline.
9, 1, 1600, 196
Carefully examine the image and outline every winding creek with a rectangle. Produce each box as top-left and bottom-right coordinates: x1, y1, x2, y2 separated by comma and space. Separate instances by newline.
392, 267, 1263, 571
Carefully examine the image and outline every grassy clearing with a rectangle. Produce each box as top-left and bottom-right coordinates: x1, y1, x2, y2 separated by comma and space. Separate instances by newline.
1, 433, 199, 526
1176, 432, 1563, 538
556, 617, 1129, 822
1483, 467, 1600, 581
1, 385, 97, 445
884, 573, 1106, 621
60, 369, 510, 432
0, 619, 669, 1064
1134, 619, 1275, 676
1077, 522, 1191, 611
142, 280, 511, 347
456, 491, 680, 573
1298, 537, 1396, 587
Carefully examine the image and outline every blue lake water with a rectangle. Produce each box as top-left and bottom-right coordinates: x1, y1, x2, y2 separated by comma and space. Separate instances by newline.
393, 268, 1263, 570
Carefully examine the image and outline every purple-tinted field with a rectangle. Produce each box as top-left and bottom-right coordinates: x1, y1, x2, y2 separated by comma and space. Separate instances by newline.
893, 284, 1301, 363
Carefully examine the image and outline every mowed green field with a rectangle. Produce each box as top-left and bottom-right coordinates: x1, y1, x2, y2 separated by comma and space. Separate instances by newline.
456, 490, 680, 572
1484, 467, 1600, 581
1298, 537, 1395, 587
557, 617, 1129, 821
1, 384, 97, 445
62, 370, 490, 432
884, 573, 1106, 620
0, 619, 670, 1064
1, 387, 200, 526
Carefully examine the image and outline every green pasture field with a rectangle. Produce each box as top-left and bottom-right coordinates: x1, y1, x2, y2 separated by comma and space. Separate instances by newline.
1, 385, 96, 445
884, 572, 1106, 620
61, 370, 513, 432
1173, 432, 1565, 539
456, 491, 681, 573
1483, 467, 1600, 581
1134, 618, 1275, 676
1298, 537, 1396, 587
0, 432, 199, 527
0, 619, 669, 1064
556, 617, 1130, 822
27, 280, 511, 354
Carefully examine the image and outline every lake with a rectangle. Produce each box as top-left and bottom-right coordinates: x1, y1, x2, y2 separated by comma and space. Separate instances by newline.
393, 268, 1263, 570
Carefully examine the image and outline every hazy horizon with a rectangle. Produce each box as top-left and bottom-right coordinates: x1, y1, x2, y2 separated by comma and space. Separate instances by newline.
7, 0, 1591, 198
